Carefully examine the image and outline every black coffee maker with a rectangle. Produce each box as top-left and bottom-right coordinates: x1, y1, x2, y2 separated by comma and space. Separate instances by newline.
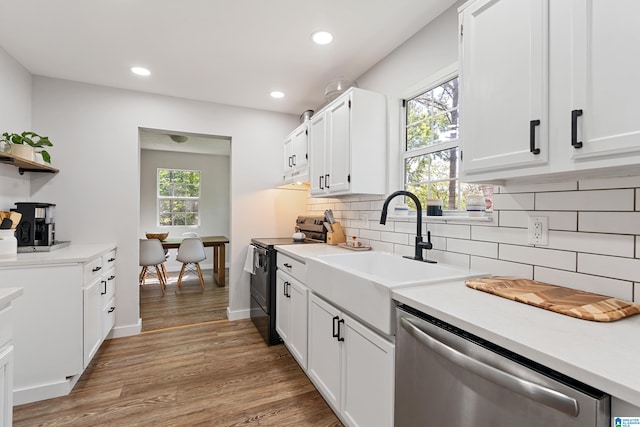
12, 202, 56, 246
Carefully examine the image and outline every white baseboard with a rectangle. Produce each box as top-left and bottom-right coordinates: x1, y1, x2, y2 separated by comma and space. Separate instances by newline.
108, 319, 142, 338
227, 306, 250, 321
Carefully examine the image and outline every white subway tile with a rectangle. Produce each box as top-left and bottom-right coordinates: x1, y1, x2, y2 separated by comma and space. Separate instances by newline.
350, 201, 371, 211
428, 223, 471, 239
536, 189, 634, 211
335, 202, 351, 211
447, 238, 498, 258
393, 243, 414, 258
472, 225, 528, 245
579, 212, 640, 235
470, 256, 534, 278
360, 229, 381, 241
547, 230, 634, 257
499, 244, 576, 271
380, 231, 409, 245
534, 267, 633, 300
497, 181, 576, 194
430, 250, 470, 269
637, 189, 640, 211
637, 237, 640, 258
635, 283, 640, 302
499, 210, 577, 231
394, 219, 422, 234
370, 199, 386, 210
431, 236, 447, 252
578, 253, 640, 282
579, 175, 640, 190
493, 193, 535, 210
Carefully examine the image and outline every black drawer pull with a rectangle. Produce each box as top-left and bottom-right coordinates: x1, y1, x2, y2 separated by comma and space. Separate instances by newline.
319, 175, 324, 189
108, 307, 115, 313
571, 109, 583, 148
108, 275, 115, 281
325, 174, 330, 188
332, 316, 340, 338
283, 263, 292, 269
337, 318, 345, 342
530, 119, 541, 154
92, 266, 102, 272
101, 280, 107, 295
108, 257, 116, 262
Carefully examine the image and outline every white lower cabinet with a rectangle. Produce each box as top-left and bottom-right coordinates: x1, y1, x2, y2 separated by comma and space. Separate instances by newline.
307, 293, 394, 427
275, 270, 308, 369
83, 276, 103, 365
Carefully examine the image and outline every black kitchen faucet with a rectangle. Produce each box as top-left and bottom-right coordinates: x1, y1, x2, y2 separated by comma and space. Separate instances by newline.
380, 190, 436, 263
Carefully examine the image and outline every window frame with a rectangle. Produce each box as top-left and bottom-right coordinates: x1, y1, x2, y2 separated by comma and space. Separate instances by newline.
157, 168, 202, 227
401, 63, 464, 212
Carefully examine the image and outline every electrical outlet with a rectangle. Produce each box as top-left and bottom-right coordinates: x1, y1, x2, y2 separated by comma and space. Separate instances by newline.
527, 216, 548, 245
361, 213, 369, 224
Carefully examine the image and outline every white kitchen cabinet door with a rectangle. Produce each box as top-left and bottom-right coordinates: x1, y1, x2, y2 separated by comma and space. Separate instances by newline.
569, 0, 640, 162
0, 345, 12, 427
325, 96, 351, 193
307, 293, 342, 412
309, 113, 327, 195
83, 277, 103, 366
287, 277, 308, 369
341, 312, 394, 427
283, 123, 309, 184
275, 271, 291, 344
460, 0, 549, 177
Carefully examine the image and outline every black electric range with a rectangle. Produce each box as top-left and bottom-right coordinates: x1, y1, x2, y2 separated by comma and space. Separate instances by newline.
249, 216, 326, 345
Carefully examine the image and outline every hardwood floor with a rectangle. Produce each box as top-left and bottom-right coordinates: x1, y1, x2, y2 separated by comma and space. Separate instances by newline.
140, 268, 229, 332
13, 269, 343, 426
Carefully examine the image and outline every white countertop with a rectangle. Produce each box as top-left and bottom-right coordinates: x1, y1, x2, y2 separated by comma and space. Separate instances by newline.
0, 287, 23, 307
393, 281, 640, 407
0, 243, 116, 267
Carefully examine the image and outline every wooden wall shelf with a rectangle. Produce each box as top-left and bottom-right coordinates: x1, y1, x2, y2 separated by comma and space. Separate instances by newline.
0, 151, 59, 175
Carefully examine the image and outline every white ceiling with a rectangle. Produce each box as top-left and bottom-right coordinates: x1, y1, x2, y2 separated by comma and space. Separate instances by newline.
139, 128, 231, 155
0, 0, 456, 116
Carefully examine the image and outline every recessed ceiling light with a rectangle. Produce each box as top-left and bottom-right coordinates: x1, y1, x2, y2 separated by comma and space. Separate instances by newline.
270, 91, 285, 99
130, 66, 151, 76
311, 31, 333, 45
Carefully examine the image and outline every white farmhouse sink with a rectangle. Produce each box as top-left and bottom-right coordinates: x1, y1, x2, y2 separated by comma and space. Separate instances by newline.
305, 251, 488, 336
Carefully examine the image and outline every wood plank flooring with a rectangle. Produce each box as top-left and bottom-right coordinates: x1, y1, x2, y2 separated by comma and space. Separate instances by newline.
140, 268, 229, 332
13, 269, 343, 426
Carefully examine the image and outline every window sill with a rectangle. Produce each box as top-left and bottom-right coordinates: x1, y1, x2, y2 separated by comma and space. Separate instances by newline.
388, 212, 493, 222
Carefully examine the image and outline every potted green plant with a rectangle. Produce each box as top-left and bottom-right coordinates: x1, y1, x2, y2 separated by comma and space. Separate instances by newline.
0, 131, 53, 163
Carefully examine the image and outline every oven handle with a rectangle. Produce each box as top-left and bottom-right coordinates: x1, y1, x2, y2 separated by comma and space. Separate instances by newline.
399, 317, 579, 417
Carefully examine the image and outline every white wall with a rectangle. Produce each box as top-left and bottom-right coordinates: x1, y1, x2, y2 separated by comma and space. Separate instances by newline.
307, 1, 640, 302
0, 46, 32, 209
28, 76, 307, 334
140, 148, 231, 271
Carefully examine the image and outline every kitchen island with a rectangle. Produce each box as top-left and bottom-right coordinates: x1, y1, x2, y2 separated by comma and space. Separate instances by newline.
393, 280, 640, 412
0, 243, 117, 404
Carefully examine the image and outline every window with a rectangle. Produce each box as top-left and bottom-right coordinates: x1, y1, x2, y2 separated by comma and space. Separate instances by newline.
403, 70, 483, 212
157, 168, 201, 226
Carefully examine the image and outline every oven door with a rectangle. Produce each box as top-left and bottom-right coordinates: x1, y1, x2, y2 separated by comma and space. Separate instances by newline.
249, 245, 269, 312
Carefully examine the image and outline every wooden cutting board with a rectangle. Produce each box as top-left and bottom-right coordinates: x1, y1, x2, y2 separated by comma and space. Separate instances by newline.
465, 276, 640, 322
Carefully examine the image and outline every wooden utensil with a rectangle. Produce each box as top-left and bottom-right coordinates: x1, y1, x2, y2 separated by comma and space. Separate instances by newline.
8, 212, 21, 229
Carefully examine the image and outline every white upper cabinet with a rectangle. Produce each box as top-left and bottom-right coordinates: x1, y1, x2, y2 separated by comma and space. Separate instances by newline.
460, 0, 640, 183
282, 122, 309, 184
568, 0, 640, 163
309, 88, 387, 197
459, 0, 549, 176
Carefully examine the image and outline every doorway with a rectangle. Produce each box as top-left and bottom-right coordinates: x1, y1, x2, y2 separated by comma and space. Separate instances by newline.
138, 128, 231, 332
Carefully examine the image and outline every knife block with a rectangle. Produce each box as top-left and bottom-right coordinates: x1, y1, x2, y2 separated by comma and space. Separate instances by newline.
327, 222, 346, 245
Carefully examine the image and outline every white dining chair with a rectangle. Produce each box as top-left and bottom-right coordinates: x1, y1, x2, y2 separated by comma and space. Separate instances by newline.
176, 237, 207, 289
139, 238, 168, 295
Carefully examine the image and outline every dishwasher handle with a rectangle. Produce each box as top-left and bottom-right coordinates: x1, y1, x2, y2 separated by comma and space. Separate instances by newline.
400, 317, 580, 417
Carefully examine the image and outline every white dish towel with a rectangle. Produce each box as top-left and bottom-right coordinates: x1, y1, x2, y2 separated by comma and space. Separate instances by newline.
243, 245, 255, 274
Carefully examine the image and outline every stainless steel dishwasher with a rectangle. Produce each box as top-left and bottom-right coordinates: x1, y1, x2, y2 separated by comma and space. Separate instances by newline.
395, 305, 610, 427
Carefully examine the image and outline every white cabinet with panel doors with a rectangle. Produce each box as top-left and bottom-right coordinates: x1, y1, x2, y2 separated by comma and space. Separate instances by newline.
308, 87, 387, 197
0, 289, 21, 427
459, 0, 640, 183
275, 252, 308, 369
307, 293, 394, 427
282, 122, 309, 185
0, 243, 116, 405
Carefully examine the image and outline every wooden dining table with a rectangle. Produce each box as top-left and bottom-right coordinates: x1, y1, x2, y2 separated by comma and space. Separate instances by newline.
161, 236, 229, 286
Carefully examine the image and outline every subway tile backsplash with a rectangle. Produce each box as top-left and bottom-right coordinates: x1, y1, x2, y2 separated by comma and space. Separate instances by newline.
306, 178, 640, 301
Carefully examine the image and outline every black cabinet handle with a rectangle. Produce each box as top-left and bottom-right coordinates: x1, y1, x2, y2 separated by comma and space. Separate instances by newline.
571, 109, 583, 148
530, 120, 541, 154
337, 318, 345, 342
108, 257, 115, 262
284, 281, 290, 297
108, 275, 115, 281
283, 263, 291, 269
101, 280, 107, 295
92, 266, 102, 272
319, 175, 324, 189
108, 307, 115, 313
325, 174, 330, 188
292, 154, 296, 166
332, 316, 340, 338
